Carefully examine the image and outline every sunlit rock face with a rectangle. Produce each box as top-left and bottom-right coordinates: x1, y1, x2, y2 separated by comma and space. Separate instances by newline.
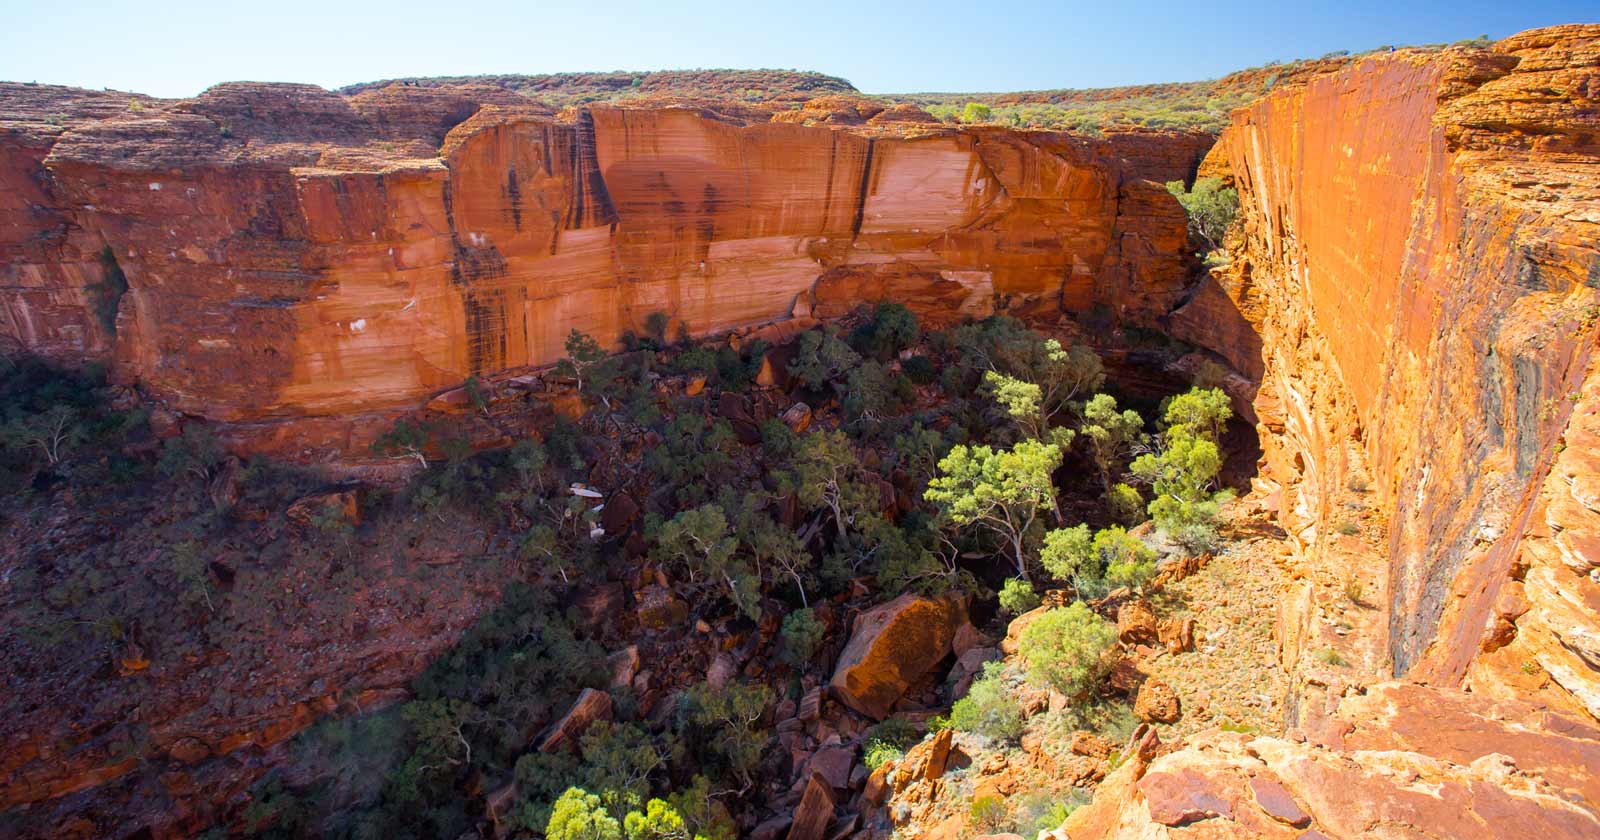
1214, 24, 1600, 696
1064, 25, 1600, 839
0, 84, 1204, 457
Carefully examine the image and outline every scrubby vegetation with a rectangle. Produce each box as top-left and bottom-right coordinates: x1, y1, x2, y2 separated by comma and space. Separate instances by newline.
0, 290, 1252, 838
1166, 177, 1239, 254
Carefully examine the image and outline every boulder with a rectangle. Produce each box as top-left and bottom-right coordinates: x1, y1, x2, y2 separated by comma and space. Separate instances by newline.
600, 492, 641, 534
899, 727, 954, 782
574, 583, 625, 632
1134, 679, 1181, 723
1061, 735, 1108, 765
807, 745, 855, 789
635, 584, 689, 630
606, 646, 640, 689
751, 816, 793, 840
539, 688, 613, 753
485, 782, 519, 838
829, 594, 965, 719
798, 686, 823, 722
951, 622, 991, 658
781, 402, 813, 433
1001, 604, 1051, 656
785, 773, 835, 840
1116, 601, 1159, 646
1158, 617, 1195, 654
286, 488, 360, 528
707, 652, 738, 690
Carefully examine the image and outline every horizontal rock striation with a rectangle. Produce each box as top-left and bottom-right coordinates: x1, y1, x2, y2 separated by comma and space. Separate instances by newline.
0, 82, 1206, 459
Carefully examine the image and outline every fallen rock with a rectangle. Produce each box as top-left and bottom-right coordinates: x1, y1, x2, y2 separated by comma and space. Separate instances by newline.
807, 745, 854, 789
1158, 617, 1196, 654
751, 815, 793, 840
781, 402, 813, 433
786, 773, 835, 840
635, 584, 688, 630
707, 653, 737, 690
539, 688, 613, 753
829, 594, 964, 720
1070, 731, 1114, 759
1116, 601, 1159, 646
798, 686, 823, 722
1248, 775, 1311, 827
606, 646, 640, 689
1134, 679, 1181, 723
899, 727, 954, 783
952, 622, 991, 658
286, 488, 360, 528
1002, 604, 1052, 656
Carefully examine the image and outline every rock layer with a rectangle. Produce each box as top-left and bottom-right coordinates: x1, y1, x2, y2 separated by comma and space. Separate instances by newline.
0, 84, 1204, 460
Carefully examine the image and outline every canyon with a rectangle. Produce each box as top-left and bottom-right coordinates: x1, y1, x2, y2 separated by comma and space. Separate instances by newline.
1, 21, 1597, 840
1, 78, 1206, 464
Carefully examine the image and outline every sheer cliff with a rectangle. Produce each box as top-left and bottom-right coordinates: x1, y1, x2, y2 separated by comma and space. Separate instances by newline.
1068, 23, 1600, 838
1, 84, 1205, 461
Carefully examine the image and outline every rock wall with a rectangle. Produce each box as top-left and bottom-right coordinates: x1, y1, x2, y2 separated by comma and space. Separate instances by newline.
1064, 24, 1600, 839
1, 83, 1203, 459
1220, 25, 1600, 693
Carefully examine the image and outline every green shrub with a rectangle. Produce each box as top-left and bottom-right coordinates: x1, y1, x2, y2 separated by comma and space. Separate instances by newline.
1108, 482, 1145, 525
1165, 178, 1239, 253
947, 663, 1025, 742
781, 608, 825, 665
962, 102, 993, 123
1311, 647, 1348, 667
902, 354, 936, 385
546, 788, 621, 840
998, 577, 1041, 615
1018, 603, 1117, 697
623, 798, 687, 840
970, 795, 1007, 831
676, 681, 773, 788
863, 738, 906, 770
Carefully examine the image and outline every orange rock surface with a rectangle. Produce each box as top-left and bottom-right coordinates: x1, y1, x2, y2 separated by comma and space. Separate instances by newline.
1064, 24, 1600, 839
1212, 23, 1600, 695
1, 84, 1204, 460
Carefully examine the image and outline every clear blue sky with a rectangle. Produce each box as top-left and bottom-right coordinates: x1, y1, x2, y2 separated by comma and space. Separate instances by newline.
2, 0, 1592, 97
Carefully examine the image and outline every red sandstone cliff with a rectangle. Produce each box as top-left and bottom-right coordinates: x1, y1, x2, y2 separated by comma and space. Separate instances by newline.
1073, 24, 1600, 838
1, 84, 1203, 461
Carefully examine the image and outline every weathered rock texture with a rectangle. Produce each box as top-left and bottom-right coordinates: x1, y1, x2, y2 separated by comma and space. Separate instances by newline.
1072, 24, 1600, 838
1, 83, 1204, 460
830, 594, 966, 719
1216, 23, 1600, 699
1063, 683, 1600, 838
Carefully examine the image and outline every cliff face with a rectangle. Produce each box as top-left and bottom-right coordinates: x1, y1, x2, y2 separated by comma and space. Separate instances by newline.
1, 84, 1202, 458
1221, 25, 1600, 697
1072, 24, 1600, 837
